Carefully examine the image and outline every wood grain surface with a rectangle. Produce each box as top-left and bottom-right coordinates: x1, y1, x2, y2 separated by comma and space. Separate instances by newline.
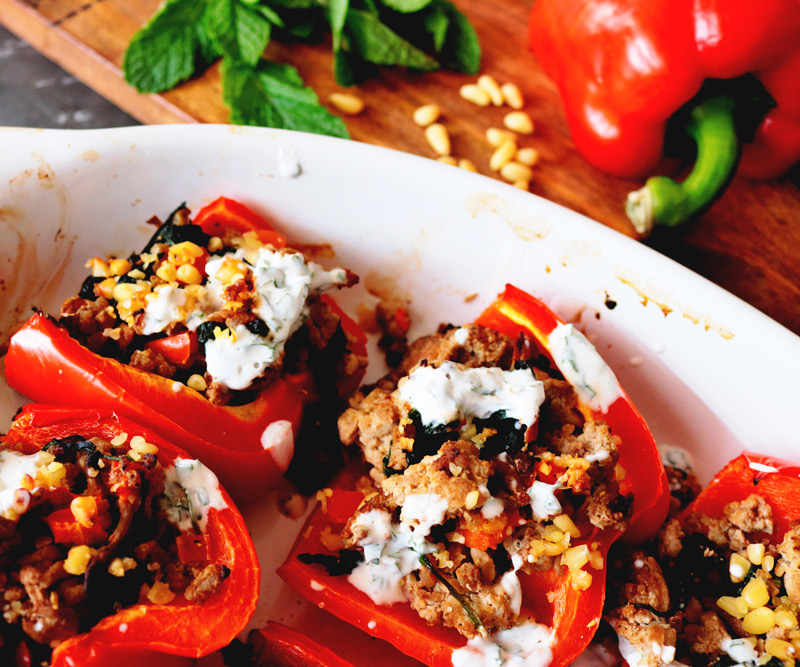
3, 0, 799, 333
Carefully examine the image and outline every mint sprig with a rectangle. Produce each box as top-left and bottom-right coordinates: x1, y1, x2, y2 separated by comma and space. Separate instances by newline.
123, 0, 481, 138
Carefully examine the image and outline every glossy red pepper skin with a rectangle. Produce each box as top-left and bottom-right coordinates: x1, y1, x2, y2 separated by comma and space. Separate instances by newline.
247, 622, 356, 667
2, 404, 260, 667
529, 0, 800, 179
280, 285, 669, 667
194, 197, 288, 248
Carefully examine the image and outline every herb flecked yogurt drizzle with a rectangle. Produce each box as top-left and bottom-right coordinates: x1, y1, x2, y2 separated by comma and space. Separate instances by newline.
451, 620, 555, 667
163, 458, 227, 532
0, 451, 45, 519
546, 323, 622, 413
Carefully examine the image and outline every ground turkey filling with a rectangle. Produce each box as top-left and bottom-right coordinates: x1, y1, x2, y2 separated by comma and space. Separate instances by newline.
605, 465, 798, 666
59, 204, 362, 406
0, 432, 228, 664
314, 323, 632, 640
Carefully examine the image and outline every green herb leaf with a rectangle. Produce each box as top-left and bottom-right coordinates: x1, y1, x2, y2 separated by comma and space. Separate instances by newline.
378, 0, 434, 12
222, 58, 350, 138
423, 2, 449, 53
123, 0, 213, 93
205, 0, 272, 65
345, 9, 438, 70
435, 0, 480, 74
329, 0, 349, 52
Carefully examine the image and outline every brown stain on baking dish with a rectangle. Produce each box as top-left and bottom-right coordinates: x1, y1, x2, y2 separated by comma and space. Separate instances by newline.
464, 192, 552, 242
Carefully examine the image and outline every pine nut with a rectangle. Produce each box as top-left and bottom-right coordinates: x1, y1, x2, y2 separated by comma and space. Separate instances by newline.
425, 123, 451, 156
486, 127, 517, 147
504, 111, 534, 135
413, 104, 441, 127
459, 84, 491, 107
458, 159, 477, 172
437, 155, 457, 166
500, 161, 533, 182
328, 93, 365, 115
501, 83, 524, 109
477, 75, 504, 106
516, 147, 540, 166
489, 140, 517, 171
512, 180, 530, 191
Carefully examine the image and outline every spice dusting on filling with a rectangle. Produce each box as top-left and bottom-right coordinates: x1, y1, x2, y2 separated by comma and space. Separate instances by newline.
0, 431, 229, 664
59, 203, 360, 405
304, 322, 632, 650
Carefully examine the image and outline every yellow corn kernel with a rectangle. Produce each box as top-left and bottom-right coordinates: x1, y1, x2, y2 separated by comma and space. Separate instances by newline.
516, 147, 540, 167
766, 638, 796, 660
112, 282, 147, 303
539, 462, 552, 476
39, 462, 66, 488
85, 257, 110, 278
543, 541, 566, 556
109, 258, 132, 276
460, 83, 491, 106
108, 557, 137, 578
730, 553, 751, 582
588, 549, 604, 570
489, 140, 518, 171
717, 596, 749, 619
328, 92, 365, 115
64, 545, 95, 576
776, 609, 799, 630
458, 159, 478, 173
763, 555, 775, 572
176, 264, 203, 285
500, 161, 533, 183
504, 111, 534, 135
156, 262, 178, 283
747, 543, 765, 566
465, 490, 480, 510
477, 74, 504, 106
742, 577, 770, 609
208, 236, 224, 253
413, 104, 441, 127
425, 123, 451, 156
70, 496, 97, 527
128, 269, 146, 280
168, 241, 205, 265
570, 569, 592, 591
146, 581, 176, 605
742, 606, 775, 634
562, 544, 589, 570
240, 231, 263, 250
501, 82, 524, 109
95, 277, 117, 300
437, 156, 458, 166
543, 525, 565, 543
20, 474, 35, 491
110, 432, 128, 447
187, 374, 208, 392
553, 514, 581, 538
130, 435, 158, 455
486, 127, 517, 147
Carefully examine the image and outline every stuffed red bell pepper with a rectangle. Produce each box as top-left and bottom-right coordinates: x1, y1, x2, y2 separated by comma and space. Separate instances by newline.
227, 622, 357, 667
5, 197, 367, 500
0, 404, 260, 667
279, 284, 668, 666
529, 0, 800, 234
606, 451, 800, 666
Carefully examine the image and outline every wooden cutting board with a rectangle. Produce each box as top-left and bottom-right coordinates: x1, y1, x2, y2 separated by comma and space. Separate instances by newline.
3, 0, 800, 333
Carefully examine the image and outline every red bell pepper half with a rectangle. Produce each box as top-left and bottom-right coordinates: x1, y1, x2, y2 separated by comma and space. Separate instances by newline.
244, 622, 356, 667
4, 199, 367, 502
529, 0, 800, 233
2, 404, 260, 667
194, 197, 288, 248
279, 285, 669, 667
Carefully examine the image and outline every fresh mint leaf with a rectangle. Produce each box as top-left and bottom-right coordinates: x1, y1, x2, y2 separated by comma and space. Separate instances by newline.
423, 2, 449, 52
378, 0, 434, 12
345, 9, 438, 70
329, 0, 349, 51
264, 0, 318, 7
436, 0, 480, 74
123, 0, 211, 93
222, 58, 350, 138
205, 0, 271, 65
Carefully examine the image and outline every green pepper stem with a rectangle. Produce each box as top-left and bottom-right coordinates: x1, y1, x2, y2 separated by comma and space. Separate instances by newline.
626, 93, 739, 236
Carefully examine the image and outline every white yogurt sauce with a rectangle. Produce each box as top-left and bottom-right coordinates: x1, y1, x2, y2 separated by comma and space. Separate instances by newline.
721, 637, 760, 665
617, 635, 689, 667
0, 451, 43, 517
398, 361, 545, 430
163, 458, 227, 532
204, 324, 277, 390
260, 420, 294, 472
527, 481, 562, 520
353, 510, 394, 545
481, 496, 505, 520
547, 323, 622, 413
277, 143, 301, 177
451, 620, 554, 667
453, 327, 470, 345
141, 285, 187, 335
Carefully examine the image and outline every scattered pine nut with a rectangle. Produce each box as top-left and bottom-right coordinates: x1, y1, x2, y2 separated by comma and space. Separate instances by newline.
437, 155, 458, 166
500, 161, 533, 182
460, 84, 491, 107
486, 127, 517, 147
458, 159, 478, 172
489, 140, 517, 171
501, 83, 524, 109
328, 93, 365, 115
513, 179, 530, 191
504, 111, 534, 135
413, 104, 441, 127
477, 75, 504, 106
516, 147, 540, 166
425, 123, 451, 156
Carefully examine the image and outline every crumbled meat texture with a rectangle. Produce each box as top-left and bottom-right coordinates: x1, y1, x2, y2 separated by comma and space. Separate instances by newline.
59, 297, 119, 352
546, 420, 620, 473
690, 612, 730, 657
608, 604, 677, 667
129, 348, 177, 379
778, 525, 800, 603
584, 482, 631, 531
682, 494, 773, 552
725, 494, 773, 534
184, 564, 229, 603
503, 523, 558, 573
658, 518, 685, 559
665, 466, 702, 517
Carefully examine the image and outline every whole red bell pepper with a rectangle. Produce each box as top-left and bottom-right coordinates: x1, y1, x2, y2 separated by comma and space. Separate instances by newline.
279, 285, 669, 667
529, 0, 800, 234
1, 404, 260, 667
4, 199, 367, 502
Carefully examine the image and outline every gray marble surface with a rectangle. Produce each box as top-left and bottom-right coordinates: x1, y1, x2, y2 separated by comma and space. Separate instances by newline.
0, 25, 139, 129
